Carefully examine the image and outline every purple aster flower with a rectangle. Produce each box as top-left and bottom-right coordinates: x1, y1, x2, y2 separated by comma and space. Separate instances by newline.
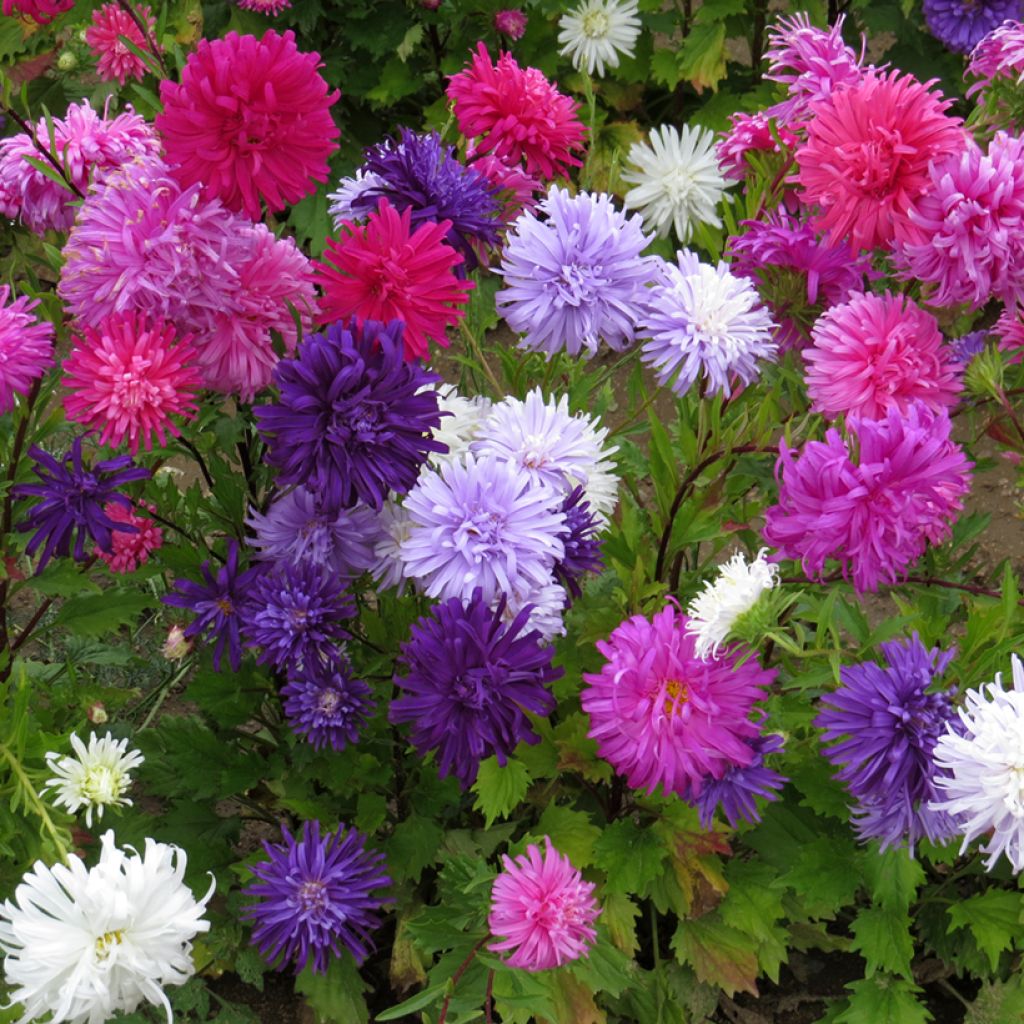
255, 320, 445, 513
353, 129, 501, 272
13, 437, 149, 571
400, 454, 566, 603
390, 588, 561, 788
281, 658, 374, 752
163, 540, 264, 672
553, 486, 604, 601
242, 820, 391, 974
924, 0, 1021, 54
816, 635, 961, 851
693, 732, 787, 829
951, 330, 989, 365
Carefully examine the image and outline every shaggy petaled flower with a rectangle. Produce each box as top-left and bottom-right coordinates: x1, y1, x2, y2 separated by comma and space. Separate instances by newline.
86, 3, 160, 84
401, 454, 565, 603
96, 501, 163, 575
390, 589, 560, 788
717, 111, 799, 182
558, 0, 641, 77
952, 330, 989, 365
468, 150, 542, 222
0, 0, 72, 22
0, 831, 211, 1024
496, 186, 652, 358
281, 659, 374, 752
693, 732, 787, 828
640, 250, 777, 397
931, 655, 1024, 872
157, 30, 340, 220
43, 732, 144, 828
581, 604, 775, 797
236, 0, 291, 12
622, 125, 725, 242
817, 636, 960, 851
489, 838, 600, 971
796, 69, 966, 252
968, 19, 1024, 101
495, 8, 528, 38
427, 384, 492, 466
804, 292, 962, 420
763, 404, 973, 592
924, 0, 1021, 54
328, 171, 385, 228
243, 821, 390, 973
62, 312, 203, 454
553, 487, 604, 600
316, 200, 473, 362
255, 320, 444, 512
370, 498, 413, 591
13, 438, 149, 571
501, 580, 569, 641
446, 43, 587, 181
0, 286, 53, 414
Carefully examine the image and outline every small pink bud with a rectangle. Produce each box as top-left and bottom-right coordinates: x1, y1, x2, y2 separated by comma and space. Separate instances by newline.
420, 0, 441, 9
162, 624, 192, 661
87, 701, 108, 724
494, 8, 527, 39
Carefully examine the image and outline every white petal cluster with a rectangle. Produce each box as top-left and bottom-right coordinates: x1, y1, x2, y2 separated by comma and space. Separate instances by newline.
44, 732, 144, 828
558, 0, 641, 77
327, 170, 384, 229
426, 384, 493, 467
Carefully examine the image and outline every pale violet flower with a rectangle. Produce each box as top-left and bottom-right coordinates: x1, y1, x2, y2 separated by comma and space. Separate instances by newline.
370, 497, 413, 592
426, 384, 493, 467
327, 170, 385, 229
558, 0, 641, 77
501, 581, 569, 642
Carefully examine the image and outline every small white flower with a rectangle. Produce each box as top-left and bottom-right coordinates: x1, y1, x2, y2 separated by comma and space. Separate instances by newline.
327, 170, 385, 229
0, 830, 212, 1024
686, 549, 779, 660
558, 0, 641, 77
622, 125, 727, 242
370, 497, 413, 592
930, 655, 1024, 874
44, 732, 144, 828
425, 384, 493, 467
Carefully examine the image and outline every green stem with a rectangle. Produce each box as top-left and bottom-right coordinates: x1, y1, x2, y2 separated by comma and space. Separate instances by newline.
0, 742, 69, 862
458, 320, 505, 398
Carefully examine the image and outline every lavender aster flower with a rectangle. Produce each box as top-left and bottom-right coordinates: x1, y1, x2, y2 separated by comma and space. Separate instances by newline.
924, 0, 1021, 54
282, 659, 374, 752
242, 820, 391, 974
370, 498, 412, 592
951, 330, 989, 366
390, 588, 561, 788
553, 486, 604, 600
693, 732, 787, 828
13, 437, 149, 570
328, 170, 385, 229
255, 320, 445, 513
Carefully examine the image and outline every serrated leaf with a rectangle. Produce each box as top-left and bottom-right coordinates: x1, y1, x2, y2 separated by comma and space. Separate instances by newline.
531, 804, 601, 867
677, 22, 727, 93
233, 947, 266, 992
835, 976, 931, 1024
965, 977, 1024, 1024
861, 846, 925, 912
471, 757, 531, 828
386, 814, 442, 884
671, 916, 760, 996
947, 889, 1024, 972
52, 591, 154, 637
601, 891, 640, 956
594, 818, 668, 896
849, 906, 914, 977
295, 954, 369, 1024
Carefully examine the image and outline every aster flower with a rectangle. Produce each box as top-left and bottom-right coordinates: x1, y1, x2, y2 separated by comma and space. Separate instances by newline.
553, 486, 604, 600
316, 200, 473, 363
281, 659, 374, 752
931, 654, 1024, 872
85, 3, 160, 85
924, 0, 1021, 54
255, 320, 445, 512
952, 330, 989, 366
581, 604, 775, 798
0, 286, 53, 414
558, 0, 641, 77
818, 636, 960, 851
328, 170, 386, 229
236, 0, 291, 12
622, 125, 725, 242
157, 30, 340, 220
62, 312, 203, 455
401, 454, 565, 603
467, 149, 542, 223
489, 838, 600, 971
370, 498, 413, 591
390, 589, 561, 788
427, 384, 492, 466
96, 501, 163, 574
243, 820, 390, 973
0, 831, 212, 1024
496, 186, 652, 358
716, 111, 800, 182
693, 732, 786, 829
804, 292, 963, 420
501, 580, 569, 641
640, 250, 777, 397
447, 43, 587, 181
13, 438, 149, 571
162, 625, 191, 662
796, 70, 966, 252
0, 0, 72, 22
495, 8, 528, 38
968, 19, 1024, 105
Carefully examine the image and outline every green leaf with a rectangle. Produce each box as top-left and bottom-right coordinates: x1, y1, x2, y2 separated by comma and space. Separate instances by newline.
19, 154, 75, 194
860, 846, 925, 912
375, 982, 449, 1021
52, 591, 154, 637
947, 889, 1024, 972
965, 978, 1024, 1024
26, 561, 102, 598
718, 861, 788, 982
295, 954, 369, 1024
835, 976, 931, 1024
650, 48, 682, 90
593, 818, 668, 896
471, 756, 531, 828
849, 906, 914, 977
386, 814, 442, 884
530, 804, 601, 867
601, 891, 640, 956
234, 947, 266, 992
677, 22, 727, 93
671, 916, 760, 996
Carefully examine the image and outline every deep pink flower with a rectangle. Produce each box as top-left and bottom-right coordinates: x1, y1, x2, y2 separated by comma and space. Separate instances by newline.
804, 292, 962, 420
62, 312, 202, 454
315, 199, 473, 363
0, 0, 72, 23
0, 287, 54, 414
488, 838, 600, 971
85, 3, 160, 85
236, 0, 291, 12
467, 148, 541, 222
157, 30, 340, 220
581, 604, 775, 798
96, 501, 163, 574
447, 43, 586, 181
717, 111, 799, 181
494, 9, 528, 39
796, 70, 967, 252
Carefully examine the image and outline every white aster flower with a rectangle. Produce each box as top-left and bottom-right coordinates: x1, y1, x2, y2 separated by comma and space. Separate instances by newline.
685, 549, 779, 660
0, 830, 212, 1024
44, 732, 144, 828
622, 125, 726, 242
425, 384, 493, 467
327, 170, 385, 229
930, 655, 1024, 874
558, 0, 641, 77
370, 496, 413, 592
500, 581, 569, 642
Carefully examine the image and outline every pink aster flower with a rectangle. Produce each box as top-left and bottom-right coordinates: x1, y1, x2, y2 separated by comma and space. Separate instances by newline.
85, 3, 160, 85
447, 43, 587, 181
96, 501, 163, 574
62, 312, 202, 455
717, 111, 799, 181
581, 604, 775, 798
495, 9, 528, 39
968, 19, 1024, 99
157, 30, 340, 221
467, 147, 541, 222
488, 838, 600, 971
796, 70, 967, 252
315, 199, 473, 363
995, 307, 1024, 363
0, 287, 54, 414
236, 0, 291, 12
0, 0, 72, 23
804, 292, 962, 420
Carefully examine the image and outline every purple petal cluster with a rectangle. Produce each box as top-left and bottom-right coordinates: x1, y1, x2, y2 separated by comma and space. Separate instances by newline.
553, 487, 604, 600
282, 660, 374, 752
693, 732, 786, 829
924, 0, 1021, 54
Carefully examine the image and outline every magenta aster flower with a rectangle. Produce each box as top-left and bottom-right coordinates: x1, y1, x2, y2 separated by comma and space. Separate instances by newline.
0, 287, 53, 414
85, 3, 160, 84
924, 0, 1021, 54
236, 0, 291, 12
96, 501, 162, 574
495, 9, 528, 39
0, 0, 72, 22
282, 660, 373, 752
581, 604, 775, 798
968, 19, 1024, 103
467, 149, 542, 223
717, 111, 799, 182
488, 838, 600, 971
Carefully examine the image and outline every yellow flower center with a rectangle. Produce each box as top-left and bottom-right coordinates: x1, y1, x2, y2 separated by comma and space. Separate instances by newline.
95, 930, 124, 960
663, 678, 689, 717
581, 10, 610, 37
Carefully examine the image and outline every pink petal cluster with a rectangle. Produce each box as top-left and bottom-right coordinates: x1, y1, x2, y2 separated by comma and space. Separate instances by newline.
967, 19, 1024, 100
95, 501, 163, 574
995, 307, 1024, 364
488, 838, 600, 971
235, 0, 291, 12
763, 403, 973, 592
804, 292, 962, 419
0, 0, 72, 22
494, 8, 528, 39
0, 287, 54, 414
157, 30, 340, 221
717, 111, 800, 181
85, 3, 160, 85
581, 604, 775, 798
467, 149, 541, 222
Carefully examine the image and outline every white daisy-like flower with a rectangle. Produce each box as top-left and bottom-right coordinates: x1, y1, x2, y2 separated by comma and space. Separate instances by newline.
471, 388, 620, 524
0, 830, 212, 1024
930, 655, 1024, 874
44, 732, 144, 828
425, 384, 493, 467
622, 125, 726, 242
500, 581, 569, 642
370, 497, 413, 592
558, 0, 642, 77
327, 170, 385, 229
685, 549, 779, 660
